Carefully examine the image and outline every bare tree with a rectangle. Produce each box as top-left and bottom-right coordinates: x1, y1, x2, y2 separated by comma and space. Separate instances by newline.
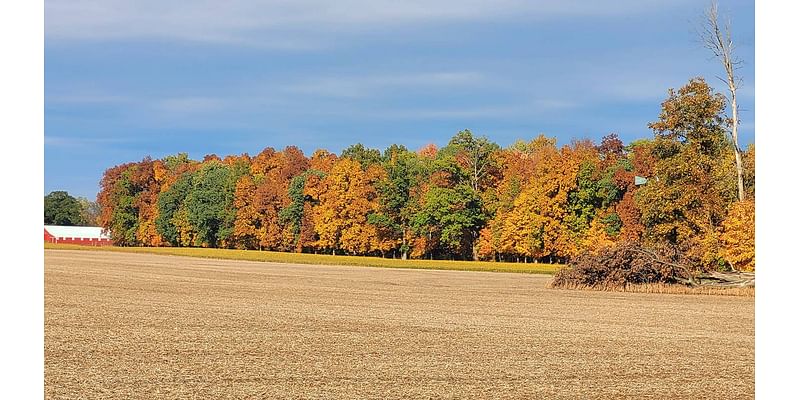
699, 1, 745, 202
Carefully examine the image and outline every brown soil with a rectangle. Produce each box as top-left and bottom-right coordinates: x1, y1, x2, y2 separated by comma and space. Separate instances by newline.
550, 282, 755, 297
45, 250, 754, 399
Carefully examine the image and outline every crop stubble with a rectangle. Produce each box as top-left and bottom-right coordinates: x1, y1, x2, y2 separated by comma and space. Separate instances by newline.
45, 250, 754, 399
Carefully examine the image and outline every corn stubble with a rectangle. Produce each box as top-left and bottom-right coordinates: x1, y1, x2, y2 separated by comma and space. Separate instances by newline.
45, 250, 754, 399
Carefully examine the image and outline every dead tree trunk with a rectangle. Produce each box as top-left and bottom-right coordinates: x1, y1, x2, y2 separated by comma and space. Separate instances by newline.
697, 271, 755, 287
701, 1, 745, 202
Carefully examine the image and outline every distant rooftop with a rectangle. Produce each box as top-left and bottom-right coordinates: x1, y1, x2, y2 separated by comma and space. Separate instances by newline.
44, 225, 110, 240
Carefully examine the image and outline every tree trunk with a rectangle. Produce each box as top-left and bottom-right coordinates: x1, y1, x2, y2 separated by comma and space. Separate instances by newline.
730, 82, 745, 201
697, 271, 755, 287
401, 234, 408, 260
703, 1, 745, 202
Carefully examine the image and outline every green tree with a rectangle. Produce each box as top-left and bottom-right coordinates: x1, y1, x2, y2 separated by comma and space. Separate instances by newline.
371, 144, 424, 259
163, 152, 191, 171
442, 129, 500, 192
564, 161, 603, 237
412, 185, 485, 260
184, 162, 237, 248
340, 143, 383, 169
44, 191, 82, 225
414, 130, 498, 260
156, 172, 194, 246
105, 166, 140, 245
279, 169, 325, 247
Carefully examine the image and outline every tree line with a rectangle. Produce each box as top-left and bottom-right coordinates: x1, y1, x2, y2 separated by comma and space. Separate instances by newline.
44, 190, 101, 226
95, 78, 755, 271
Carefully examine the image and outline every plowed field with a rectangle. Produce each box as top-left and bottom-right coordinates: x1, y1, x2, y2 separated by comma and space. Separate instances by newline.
45, 250, 754, 399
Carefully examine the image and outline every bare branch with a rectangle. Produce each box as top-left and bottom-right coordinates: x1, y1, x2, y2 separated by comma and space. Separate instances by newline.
698, 0, 745, 202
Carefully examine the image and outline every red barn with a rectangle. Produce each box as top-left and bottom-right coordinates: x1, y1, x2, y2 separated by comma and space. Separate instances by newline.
44, 225, 112, 246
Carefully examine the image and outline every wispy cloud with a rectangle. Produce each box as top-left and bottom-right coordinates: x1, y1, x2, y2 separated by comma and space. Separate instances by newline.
46, 94, 131, 105
44, 135, 135, 148
46, 0, 692, 46
329, 98, 578, 120
154, 97, 228, 114
281, 71, 486, 98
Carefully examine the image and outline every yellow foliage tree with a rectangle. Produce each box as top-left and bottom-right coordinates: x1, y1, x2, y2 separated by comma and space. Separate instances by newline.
171, 205, 197, 247
582, 217, 615, 254
720, 199, 755, 271
313, 158, 380, 255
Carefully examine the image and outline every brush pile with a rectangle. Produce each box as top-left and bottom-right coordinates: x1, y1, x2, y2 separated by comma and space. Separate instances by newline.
551, 241, 754, 290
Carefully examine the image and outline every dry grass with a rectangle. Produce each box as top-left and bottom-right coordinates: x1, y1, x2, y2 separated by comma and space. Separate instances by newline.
45, 249, 754, 399
548, 282, 755, 297
43, 243, 563, 275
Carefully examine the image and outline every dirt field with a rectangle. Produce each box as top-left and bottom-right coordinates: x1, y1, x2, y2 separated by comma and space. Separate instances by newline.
45, 250, 754, 399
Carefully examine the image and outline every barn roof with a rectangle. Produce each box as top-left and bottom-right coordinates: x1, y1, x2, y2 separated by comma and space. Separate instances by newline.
44, 225, 111, 240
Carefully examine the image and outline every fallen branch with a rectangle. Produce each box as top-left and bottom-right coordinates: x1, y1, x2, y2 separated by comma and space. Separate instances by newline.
629, 247, 697, 286
696, 271, 755, 287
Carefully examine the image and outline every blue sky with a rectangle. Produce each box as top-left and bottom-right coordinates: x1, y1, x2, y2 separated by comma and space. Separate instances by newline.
45, 0, 755, 200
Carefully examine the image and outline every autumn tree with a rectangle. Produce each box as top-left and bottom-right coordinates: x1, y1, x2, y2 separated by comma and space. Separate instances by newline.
280, 169, 325, 251
597, 133, 625, 164
478, 135, 594, 262
98, 162, 140, 245
563, 135, 629, 251
77, 197, 101, 226
295, 149, 339, 253
612, 139, 656, 241
563, 141, 604, 248
231, 174, 260, 249
497, 137, 574, 262
152, 153, 200, 246
413, 130, 500, 260
313, 158, 380, 255
417, 143, 438, 159
224, 147, 308, 251
475, 148, 524, 261
720, 199, 755, 271
131, 157, 165, 246
638, 78, 736, 270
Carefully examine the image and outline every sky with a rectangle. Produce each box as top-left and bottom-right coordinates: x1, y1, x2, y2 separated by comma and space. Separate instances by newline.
44, 0, 755, 200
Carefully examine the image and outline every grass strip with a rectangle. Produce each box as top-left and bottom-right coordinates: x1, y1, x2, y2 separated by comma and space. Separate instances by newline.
44, 243, 562, 275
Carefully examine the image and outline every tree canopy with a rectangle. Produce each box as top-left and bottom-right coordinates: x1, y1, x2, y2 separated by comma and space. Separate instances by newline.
44, 191, 82, 226
93, 78, 754, 271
